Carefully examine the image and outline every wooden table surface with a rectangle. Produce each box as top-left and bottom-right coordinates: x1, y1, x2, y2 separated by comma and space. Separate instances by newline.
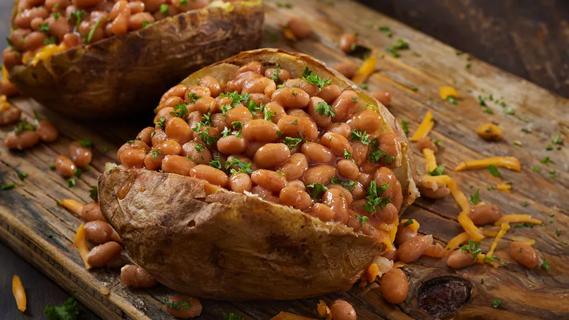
1, 1, 568, 319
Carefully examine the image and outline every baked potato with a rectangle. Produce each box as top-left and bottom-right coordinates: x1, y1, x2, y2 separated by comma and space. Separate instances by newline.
99, 48, 418, 300
5, 0, 263, 119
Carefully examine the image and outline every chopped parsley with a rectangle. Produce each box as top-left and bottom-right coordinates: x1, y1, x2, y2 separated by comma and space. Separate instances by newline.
165, 299, 191, 310
546, 134, 564, 151
386, 38, 409, 58
85, 19, 101, 44
194, 143, 204, 152
221, 91, 250, 107
70, 10, 86, 29
17, 170, 28, 181
0, 183, 15, 191
179, 0, 188, 5
78, 138, 93, 148
15, 119, 36, 134
171, 104, 189, 118
221, 127, 232, 137
52, 12, 61, 20
460, 240, 481, 258
540, 260, 550, 271
154, 116, 166, 129
209, 156, 223, 169
343, 150, 352, 160
490, 298, 502, 309
44, 297, 80, 320
187, 92, 200, 103
487, 165, 501, 178
302, 67, 331, 89
331, 176, 356, 191
368, 139, 394, 164
225, 158, 253, 175
540, 156, 554, 165
350, 130, 370, 145
89, 186, 98, 201
197, 130, 217, 147
202, 112, 212, 126
142, 20, 150, 29
39, 23, 50, 33
531, 165, 541, 173
245, 98, 262, 114
446, 96, 459, 105
378, 25, 393, 38
224, 313, 244, 320
469, 189, 481, 205
400, 119, 409, 136
67, 178, 77, 188
263, 105, 274, 121
315, 101, 335, 117
402, 219, 414, 226
548, 170, 557, 179
159, 3, 169, 14
364, 181, 389, 213
276, 1, 292, 8
306, 183, 327, 200
357, 215, 369, 224
283, 137, 303, 150
150, 149, 161, 159
429, 164, 445, 176
43, 36, 57, 45
270, 66, 281, 82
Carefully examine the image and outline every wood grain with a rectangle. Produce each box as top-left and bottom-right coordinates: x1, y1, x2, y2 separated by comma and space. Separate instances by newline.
1, 0, 568, 319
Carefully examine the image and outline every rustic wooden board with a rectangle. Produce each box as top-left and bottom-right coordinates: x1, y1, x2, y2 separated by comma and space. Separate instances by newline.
1, 0, 568, 319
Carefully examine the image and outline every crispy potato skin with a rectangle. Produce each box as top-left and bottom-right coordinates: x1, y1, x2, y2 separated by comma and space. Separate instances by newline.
99, 49, 418, 300
9, 1, 264, 119
99, 167, 384, 300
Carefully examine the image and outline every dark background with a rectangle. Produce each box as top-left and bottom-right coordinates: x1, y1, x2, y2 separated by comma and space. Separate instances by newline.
1, 0, 568, 319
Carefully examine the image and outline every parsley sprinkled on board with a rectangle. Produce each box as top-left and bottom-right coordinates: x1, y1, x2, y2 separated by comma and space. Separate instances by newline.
44, 297, 80, 320
386, 38, 409, 58
17, 170, 28, 181
378, 25, 393, 38
541, 259, 550, 271
89, 186, 98, 201
306, 183, 327, 200
160, 3, 169, 14
469, 189, 481, 205
79, 138, 94, 148
67, 178, 77, 188
400, 120, 409, 136
15, 120, 36, 134
487, 165, 501, 178
224, 313, 244, 320
1, 183, 16, 191
302, 68, 331, 89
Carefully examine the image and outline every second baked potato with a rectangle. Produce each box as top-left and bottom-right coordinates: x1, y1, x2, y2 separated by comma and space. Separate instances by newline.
99, 49, 418, 300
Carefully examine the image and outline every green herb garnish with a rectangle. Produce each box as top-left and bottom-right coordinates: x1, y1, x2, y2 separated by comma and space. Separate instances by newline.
67, 178, 77, 188
343, 150, 352, 160
209, 157, 223, 169
351, 130, 370, 145
487, 165, 501, 178
89, 186, 98, 201
283, 137, 303, 150
263, 105, 274, 121
460, 240, 481, 258
85, 19, 101, 44
364, 181, 389, 213
378, 25, 393, 37
187, 92, 200, 103
315, 101, 335, 117
17, 170, 28, 181
0, 183, 15, 190
225, 158, 253, 175
302, 67, 331, 89
44, 297, 80, 320
357, 215, 369, 224
429, 165, 445, 176
469, 189, 481, 205
306, 183, 327, 200
165, 299, 191, 311
171, 104, 189, 118
400, 119, 409, 136
331, 176, 356, 191
155, 116, 166, 129
386, 38, 409, 57
39, 23, 50, 33
78, 138, 93, 148
403, 219, 414, 226
70, 10, 86, 29
159, 3, 169, 14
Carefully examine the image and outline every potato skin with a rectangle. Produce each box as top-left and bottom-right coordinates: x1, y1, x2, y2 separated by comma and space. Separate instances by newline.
8, 1, 264, 119
99, 167, 385, 300
98, 49, 418, 300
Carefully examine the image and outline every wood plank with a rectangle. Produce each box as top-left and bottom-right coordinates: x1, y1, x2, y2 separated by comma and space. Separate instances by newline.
1, 0, 568, 319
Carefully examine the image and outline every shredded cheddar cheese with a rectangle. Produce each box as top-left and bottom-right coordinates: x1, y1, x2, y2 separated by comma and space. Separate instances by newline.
366, 263, 380, 283
410, 110, 434, 141
12, 275, 26, 313
58, 198, 84, 217
30, 44, 66, 66
446, 232, 469, 250
454, 156, 521, 172
316, 300, 331, 319
0, 95, 10, 111
422, 175, 484, 241
74, 224, 91, 269
439, 86, 458, 100
352, 51, 377, 84
481, 226, 500, 238
1, 65, 8, 80
422, 148, 437, 172
487, 223, 510, 258
494, 214, 542, 226
496, 182, 512, 192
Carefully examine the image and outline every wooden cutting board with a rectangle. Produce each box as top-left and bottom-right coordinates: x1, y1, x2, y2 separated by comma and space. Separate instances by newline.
1, 0, 568, 319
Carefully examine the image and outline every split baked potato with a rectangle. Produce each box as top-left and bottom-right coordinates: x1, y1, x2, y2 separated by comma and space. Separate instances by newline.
99, 48, 418, 300
5, 0, 263, 118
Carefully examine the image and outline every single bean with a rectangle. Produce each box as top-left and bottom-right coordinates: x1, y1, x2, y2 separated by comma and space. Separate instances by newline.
238, 61, 263, 74
86, 241, 122, 268
509, 241, 539, 269
159, 84, 186, 105
80, 202, 105, 221
35, 120, 59, 143
264, 102, 286, 123
308, 96, 333, 128
349, 109, 381, 133
120, 264, 157, 288
190, 164, 228, 187
156, 139, 181, 155
397, 234, 432, 263
253, 143, 290, 169
310, 203, 335, 221
323, 188, 350, 223
337, 159, 359, 180
374, 167, 403, 211
216, 135, 246, 155
55, 155, 76, 178
339, 33, 357, 53
127, 1, 145, 13
190, 96, 216, 114
424, 243, 446, 258
318, 84, 342, 104
395, 225, 417, 246
469, 202, 502, 226
321, 132, 353, 157
136, 127, 154, 146
84, 220, 119, 244
301, 142, 334, 164
271, 87, 310, 109
379, 268, 408, 304
251, 169, 286, 192
328, 123, 351, 138
211, 113, 226, 132
229, 173, 252, 193
330, 299, 357, 320
351, 182, 366, 200
279, 185, 312, 210
277, 115, 318, 141
332, 90, 360, 122
24, 31, 47, 51
242, 119, 279, 142
286, 16, 312, 40
417, 180, 450, 199
165, 117, 192, 144
278, 153, 308, 181
143, 150, 163, 170
119, 147, 146, 168
62, 32, 81, 48
2, 47, 22, 69
446, 249, 476, 269
161, 155, 194, 176
302, 165, 336, 185
225, 105, 253, 125
378, 132, 398, 158
69, 141, 92, 168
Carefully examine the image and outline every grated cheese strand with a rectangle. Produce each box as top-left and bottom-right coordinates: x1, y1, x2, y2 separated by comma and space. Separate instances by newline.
494, 214, 542, 226
446, 232, 469, 250
487, 223, 510, 258
422, 175, 484, 241
454, 156, 521, 172
410, 110, 434, 141
352, 51, 378, 84
422, 148, 437, 173
74, 224, 91, 269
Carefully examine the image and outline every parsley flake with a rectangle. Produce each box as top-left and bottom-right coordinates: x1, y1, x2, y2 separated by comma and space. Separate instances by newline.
315, 101, 335, 117
487, 165, 501, 178
491, 298, 502, 309
460, 240, 481, 258
302, 68, 331, 89
469, 189, 481, 205
429, 165, 445, 176
331, 176, 356, 191
351, 130, 370, 145
306, 183, 327, 200
283, 137, 303, 150
364, 181, 389, 213
0, 183, 15, 191
343, 150, 352, 160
